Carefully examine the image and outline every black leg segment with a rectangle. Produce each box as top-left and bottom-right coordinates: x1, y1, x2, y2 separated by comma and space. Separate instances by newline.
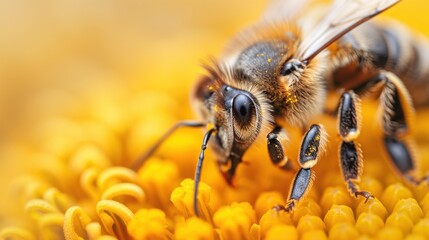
284, 168, 314, 212
380, 75, 411, 136
267, 126, 289, 168
336, 91, 372, 201
299, 124, 326, 169
338, 91, 361, 142
339, 141, 372, 201
383, 135, 414, 174
194, 128, 216, 216
274, 124, 327, 213
340, 141, 361, 181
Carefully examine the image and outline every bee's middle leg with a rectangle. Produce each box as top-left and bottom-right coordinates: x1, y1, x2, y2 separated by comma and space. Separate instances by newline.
337, 91, 373, 201
268, 124, 327, 212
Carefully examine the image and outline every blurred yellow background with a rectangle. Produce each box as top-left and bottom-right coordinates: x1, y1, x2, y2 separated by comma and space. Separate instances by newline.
0, 0, 428, 146
0, 0, 428, 228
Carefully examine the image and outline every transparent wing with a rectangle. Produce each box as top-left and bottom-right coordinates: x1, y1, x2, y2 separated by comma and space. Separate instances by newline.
296, 0, 400, 62
260, 0, 311, 21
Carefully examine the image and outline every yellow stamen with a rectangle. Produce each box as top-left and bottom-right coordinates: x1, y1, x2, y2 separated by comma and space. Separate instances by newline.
174, 217, 214, 240
24, 199, 60, 220
385, 211, 414, 235
355, 198, 388, 221
323, 205, 355, 231
249, 223, 261, 240
320, 187, 354, 214
328, 223, 359, 239
96, 200, 134, 239
412, 218, 429, 238
39, 213, 65, 239
291, 198, 322, 223
213, 202, 256, 240
97, 167, 140, 193
254, 191, 285, 219
259, 209, 293, 237
381, 183, 413, 213
296, 215, 326, 235
171, 178, 213, 222
355, 212, 384, 236
80, 168, 102, 200
301, 230, 328, 240
86, 222, 102, 240
265, 225, 298, 240
420, 192, 429, 217
43, 188, 72, 213
139, 158, 180, 211
376, 227, 404, 240
127, 208, 173, 240
101, 183, 145, 203
392, 198, 423, 224
69, 144, 111, 174
64, 206, 93, 240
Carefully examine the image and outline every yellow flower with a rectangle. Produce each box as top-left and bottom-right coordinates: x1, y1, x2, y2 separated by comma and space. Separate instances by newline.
1, 0, 429, 240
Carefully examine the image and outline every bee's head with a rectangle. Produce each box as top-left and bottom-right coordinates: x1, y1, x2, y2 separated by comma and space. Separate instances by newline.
192, 63, 272, 184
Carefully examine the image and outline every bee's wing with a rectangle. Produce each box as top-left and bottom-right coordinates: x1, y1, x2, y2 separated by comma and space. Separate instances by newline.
296, 0, 400, 62
260, 0, 311, 21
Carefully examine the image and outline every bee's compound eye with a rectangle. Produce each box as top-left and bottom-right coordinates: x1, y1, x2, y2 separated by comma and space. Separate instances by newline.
232, 94, 254, 124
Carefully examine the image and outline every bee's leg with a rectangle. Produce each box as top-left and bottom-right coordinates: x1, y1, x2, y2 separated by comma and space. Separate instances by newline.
337, 91, 374, 201
376, 72, 428, 184
267, 126, 293, 170
272, 124, 328, 212
130, 120, 206, 170
353, 71, 427, 184
193, 127, 216, 216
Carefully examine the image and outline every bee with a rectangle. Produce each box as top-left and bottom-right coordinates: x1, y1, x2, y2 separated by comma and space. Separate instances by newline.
132, 0, 429, 215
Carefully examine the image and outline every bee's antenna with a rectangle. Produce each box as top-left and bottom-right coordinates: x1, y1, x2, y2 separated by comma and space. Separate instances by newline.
130, 121, 206, 171
194, 127, 216, 216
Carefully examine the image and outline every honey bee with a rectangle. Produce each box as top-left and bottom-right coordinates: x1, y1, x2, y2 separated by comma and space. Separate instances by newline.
132, 0, 429, 215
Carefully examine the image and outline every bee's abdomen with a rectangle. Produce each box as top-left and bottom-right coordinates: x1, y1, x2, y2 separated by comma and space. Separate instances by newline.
336, 21, 429, 107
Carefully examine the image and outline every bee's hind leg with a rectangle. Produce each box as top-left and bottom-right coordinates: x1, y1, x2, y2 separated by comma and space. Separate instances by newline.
268, 124, 328, 212
341, 71, 428, 199
377, 71, 428, 184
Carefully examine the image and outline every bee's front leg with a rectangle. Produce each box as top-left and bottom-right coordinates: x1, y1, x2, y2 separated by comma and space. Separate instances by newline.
267, 126, 293, 170
131, 120, 206, 170
268, 124, 328, 212
337, 91, 374, 201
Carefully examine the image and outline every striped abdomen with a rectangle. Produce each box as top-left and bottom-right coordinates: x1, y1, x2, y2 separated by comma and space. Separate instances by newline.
332, 20, 429, 107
